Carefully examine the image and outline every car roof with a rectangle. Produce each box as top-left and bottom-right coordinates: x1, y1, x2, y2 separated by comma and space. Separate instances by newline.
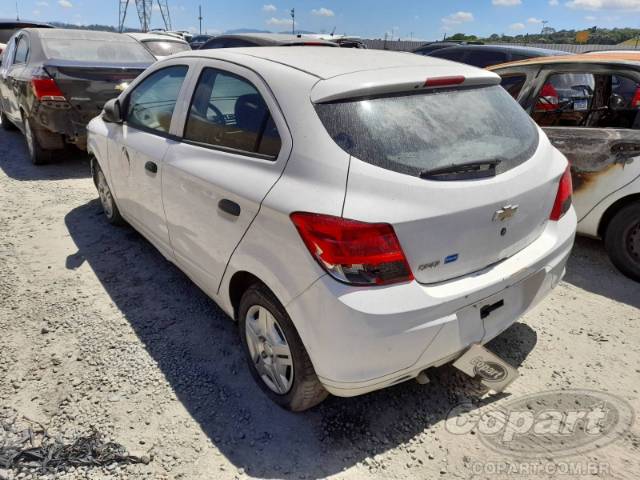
204, 33, 336, 46
488, 52, 640, 70
25, 28, 141, 43
0, 19, 53, 28
127, 32, 188, 43
435, 44, 567, 56
173, 46, 497, 81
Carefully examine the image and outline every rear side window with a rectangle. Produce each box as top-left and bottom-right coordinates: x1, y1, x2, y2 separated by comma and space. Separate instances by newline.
13, 36, 28, 64
143, 40, 190, 57
126, 65, 188, 134
183, 68, 281, 158
315, 85, 539, 177
500, 74, 527, 99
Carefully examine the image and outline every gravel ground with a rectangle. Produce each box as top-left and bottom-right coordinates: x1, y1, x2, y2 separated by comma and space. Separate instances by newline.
0, 124, 639, 480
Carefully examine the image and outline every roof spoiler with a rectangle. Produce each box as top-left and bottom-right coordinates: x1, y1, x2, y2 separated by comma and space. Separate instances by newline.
311, 65, 500, 103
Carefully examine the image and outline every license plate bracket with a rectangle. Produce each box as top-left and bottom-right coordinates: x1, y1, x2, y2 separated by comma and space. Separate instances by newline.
453, 344, 519, 393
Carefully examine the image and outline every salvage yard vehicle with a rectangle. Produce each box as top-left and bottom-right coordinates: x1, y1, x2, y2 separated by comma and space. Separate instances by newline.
419, 44, 567, 68
0, 28, 154, 164
491, 53, 640, 281
127, 32, 191, 60
199, 33, 338, 49
87, 47, 576, 411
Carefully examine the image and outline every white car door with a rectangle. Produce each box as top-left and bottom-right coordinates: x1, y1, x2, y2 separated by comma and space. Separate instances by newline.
107, 63, 191, 256
161, 61, 292, 296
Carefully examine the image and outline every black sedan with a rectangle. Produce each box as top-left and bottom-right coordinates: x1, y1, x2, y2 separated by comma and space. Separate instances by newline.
416, 44, 568, 68
0, 28, 154, 164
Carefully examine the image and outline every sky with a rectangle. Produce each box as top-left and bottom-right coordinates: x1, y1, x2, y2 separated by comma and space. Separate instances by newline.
2, 0, 640, 40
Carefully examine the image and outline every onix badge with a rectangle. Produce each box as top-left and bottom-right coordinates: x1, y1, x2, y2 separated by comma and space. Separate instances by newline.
493, 204, 519, 222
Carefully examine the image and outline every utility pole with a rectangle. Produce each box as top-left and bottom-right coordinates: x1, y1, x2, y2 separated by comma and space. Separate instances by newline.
15, 0, 19, 20
541, 20, 548, 35
198, 5, 202, 35
290, 8, 295, 35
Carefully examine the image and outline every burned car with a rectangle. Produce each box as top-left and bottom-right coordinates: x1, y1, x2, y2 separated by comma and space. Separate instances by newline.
491, 53, 640, 281
0, 28, 154, 164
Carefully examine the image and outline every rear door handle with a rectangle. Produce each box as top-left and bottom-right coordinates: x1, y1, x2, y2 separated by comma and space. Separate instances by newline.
218, 199, 240, 217
145, 161, 158, 174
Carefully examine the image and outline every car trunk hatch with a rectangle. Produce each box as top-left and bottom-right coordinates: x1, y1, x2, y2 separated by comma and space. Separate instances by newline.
43, 61, 147, 121
316, 83, 566, 284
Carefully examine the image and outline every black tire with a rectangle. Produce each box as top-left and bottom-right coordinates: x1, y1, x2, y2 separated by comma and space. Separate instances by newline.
238, 283, 328, 412
94, 163, 125, 225
0, 109, 16, 130
604, 202, 640, 282
23, 115, 51, 165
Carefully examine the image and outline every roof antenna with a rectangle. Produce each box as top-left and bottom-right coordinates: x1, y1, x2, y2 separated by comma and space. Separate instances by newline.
16, 0, 20, 21
330, 26, 336, 37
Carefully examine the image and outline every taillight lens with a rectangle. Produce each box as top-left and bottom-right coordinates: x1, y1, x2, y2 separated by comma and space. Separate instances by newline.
290, 212, 414, 286
550, 166, 573, 221
31, 77, 66, 102
536, 83, 559, 111
632, 87, 640, 108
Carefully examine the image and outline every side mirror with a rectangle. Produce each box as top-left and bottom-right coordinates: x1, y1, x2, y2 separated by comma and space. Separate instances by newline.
609, 93, 626, 111
103, 98, 123, 123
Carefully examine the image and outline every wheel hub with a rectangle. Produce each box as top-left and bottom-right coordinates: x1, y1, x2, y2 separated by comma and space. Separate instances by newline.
245, 305, 294, 395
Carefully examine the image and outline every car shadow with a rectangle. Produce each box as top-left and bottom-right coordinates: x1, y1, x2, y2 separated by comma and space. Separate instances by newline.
64, 199, 538, 479
564, 236, 639, 309
0, 128, 90, 181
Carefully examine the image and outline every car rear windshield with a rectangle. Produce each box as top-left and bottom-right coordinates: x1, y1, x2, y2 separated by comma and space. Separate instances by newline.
42, 38, 154, 63
143, 40, 190, 56
315, 85, 538, 177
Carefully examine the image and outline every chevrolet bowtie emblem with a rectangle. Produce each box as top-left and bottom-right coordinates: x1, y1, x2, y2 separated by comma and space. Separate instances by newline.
115, 82, 129, 92
493, 205, 519, 222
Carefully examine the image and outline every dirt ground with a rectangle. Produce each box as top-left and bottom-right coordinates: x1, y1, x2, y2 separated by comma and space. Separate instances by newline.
0, 124, 639, 480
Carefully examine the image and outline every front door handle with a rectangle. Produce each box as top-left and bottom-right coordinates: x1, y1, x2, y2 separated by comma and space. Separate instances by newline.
218, 199, 240, 217
145, 161, 158, 174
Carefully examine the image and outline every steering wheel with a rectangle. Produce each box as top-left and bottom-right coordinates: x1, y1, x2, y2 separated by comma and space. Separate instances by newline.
206, 102, 225, 125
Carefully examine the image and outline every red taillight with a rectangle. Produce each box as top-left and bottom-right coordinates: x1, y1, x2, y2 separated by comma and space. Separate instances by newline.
536, 83, 559, 111
31, 77, 66, 101
632, 87, 640, 108
424, 76, 465, 88
550, 166, 573, 221
290, 212, 414, 286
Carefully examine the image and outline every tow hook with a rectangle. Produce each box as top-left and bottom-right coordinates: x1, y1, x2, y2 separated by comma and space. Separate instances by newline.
416, 370, 431, 385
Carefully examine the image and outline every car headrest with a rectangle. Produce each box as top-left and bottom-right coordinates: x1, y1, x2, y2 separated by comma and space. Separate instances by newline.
234, 94, 268, 134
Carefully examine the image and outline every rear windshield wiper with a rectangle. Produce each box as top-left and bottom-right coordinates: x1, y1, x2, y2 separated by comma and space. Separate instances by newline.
419, 159, 502, 181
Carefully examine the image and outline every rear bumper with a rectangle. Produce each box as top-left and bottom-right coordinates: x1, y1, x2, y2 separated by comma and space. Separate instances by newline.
285, 209, 577, 397
30, 102, 97, 149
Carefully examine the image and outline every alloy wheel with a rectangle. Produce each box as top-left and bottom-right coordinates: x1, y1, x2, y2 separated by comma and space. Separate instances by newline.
96, 171, 114, 219
245, 305, 294, 395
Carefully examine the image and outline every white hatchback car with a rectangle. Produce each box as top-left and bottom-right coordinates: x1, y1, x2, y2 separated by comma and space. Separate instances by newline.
87, 48, 577, 411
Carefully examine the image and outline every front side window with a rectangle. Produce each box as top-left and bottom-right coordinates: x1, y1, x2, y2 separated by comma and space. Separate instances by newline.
534, 72, 640, 129
183, 68, 281, 158
126, 65, 188, 134
13, 36, 28, 64
315, 85, 539, 177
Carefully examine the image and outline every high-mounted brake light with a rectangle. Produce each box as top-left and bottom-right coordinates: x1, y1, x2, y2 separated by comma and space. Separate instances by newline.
550, 166, 573, 221
31, 76, 66, 102
536, 83, 559, 111
424, 76, 465, 88
290, 212, 414, 286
